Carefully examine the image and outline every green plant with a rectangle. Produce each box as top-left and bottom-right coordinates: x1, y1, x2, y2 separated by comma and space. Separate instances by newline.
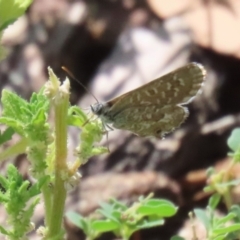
0, 4, 178, 237
0, 0, 33, 60
67, 194, 177, 240
1, 1, 240, 240
171, 128, 240, 240
0, 67, 107, 239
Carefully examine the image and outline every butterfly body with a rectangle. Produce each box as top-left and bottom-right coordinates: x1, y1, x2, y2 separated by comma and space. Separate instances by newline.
91, 62, 206, 138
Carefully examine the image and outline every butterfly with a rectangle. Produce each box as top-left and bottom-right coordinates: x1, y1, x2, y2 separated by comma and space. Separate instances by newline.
90, 62, 206, 138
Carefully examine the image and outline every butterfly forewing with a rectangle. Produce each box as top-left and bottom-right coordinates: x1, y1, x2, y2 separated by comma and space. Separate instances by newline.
108, 63, 205, 113
91, 62, 206, 137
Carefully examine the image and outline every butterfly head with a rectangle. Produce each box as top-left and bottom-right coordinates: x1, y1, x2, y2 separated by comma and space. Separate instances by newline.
90, 102, 105, 116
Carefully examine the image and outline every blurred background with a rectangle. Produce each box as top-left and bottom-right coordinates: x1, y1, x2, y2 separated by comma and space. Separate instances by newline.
1, 0, 240, 239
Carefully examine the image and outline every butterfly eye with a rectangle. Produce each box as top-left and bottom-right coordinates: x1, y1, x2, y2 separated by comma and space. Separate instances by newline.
91, 103, 103, 115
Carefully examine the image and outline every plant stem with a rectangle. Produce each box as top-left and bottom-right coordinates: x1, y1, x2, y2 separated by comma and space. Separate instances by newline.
42, 183, 52, 226
47, 90, 69, 239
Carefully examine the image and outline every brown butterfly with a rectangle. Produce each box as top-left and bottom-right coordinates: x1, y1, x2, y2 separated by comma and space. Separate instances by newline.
90, 62, 206, 138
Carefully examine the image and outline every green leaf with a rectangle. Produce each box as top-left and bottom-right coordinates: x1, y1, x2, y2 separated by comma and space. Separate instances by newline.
97, 209, 120, 223
227, 128, 240, 151
230, 205, 240, 221
212, 234, 228, 240
0, 89, 50, 145
204, 185, 215, 192
215, 213, 236, 226
67, 211, 95, 233
98, 200, 126, 223
216, 179, 240, 188
209, 194, 221, 210
18, 180, 30, 196
66, 211, 94, 238
98, 202, 114, 213
0, 173, 9, 189
212, 224, 240, 235
1, 90, 29, 120
136, 219, 164, 229
194, 209, 210, 231
109, 198, 128, 210
0, 127, 15, 145
7, 164, 22, 183
28, 176, 49, 198
66, 211, 86, 229
0, 225, 9, 235
67, 106, 87, 127
0, 0, 33, 31
137, 200, 177, 217
91, 220, 119, 232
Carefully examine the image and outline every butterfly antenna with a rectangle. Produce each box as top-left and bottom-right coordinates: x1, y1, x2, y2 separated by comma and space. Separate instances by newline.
62, 66, 99, 103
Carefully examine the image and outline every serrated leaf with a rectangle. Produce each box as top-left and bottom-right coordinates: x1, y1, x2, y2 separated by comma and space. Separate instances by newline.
0, 174, 9, 189
0, 225, 9, 235
31, 109, 46, 125
0, 191, 9, 202
1, 90, 30, 121
0, 117, 25, 136
18, 180, 30, 196
0, 127, 15, 145
7, 164, 22, 183
28, 176, 49, 198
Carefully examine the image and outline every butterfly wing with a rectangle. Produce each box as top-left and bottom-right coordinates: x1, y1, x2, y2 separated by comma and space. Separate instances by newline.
111, 104, 188, 137
106, 63, 206, 115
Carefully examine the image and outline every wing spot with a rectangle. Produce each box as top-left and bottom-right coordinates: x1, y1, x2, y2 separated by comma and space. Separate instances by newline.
145, 88, 158, 96
177, 78, 185, 86
190, 90, 197, 95
167, 82, 171, 90
146, 114, 152, 119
